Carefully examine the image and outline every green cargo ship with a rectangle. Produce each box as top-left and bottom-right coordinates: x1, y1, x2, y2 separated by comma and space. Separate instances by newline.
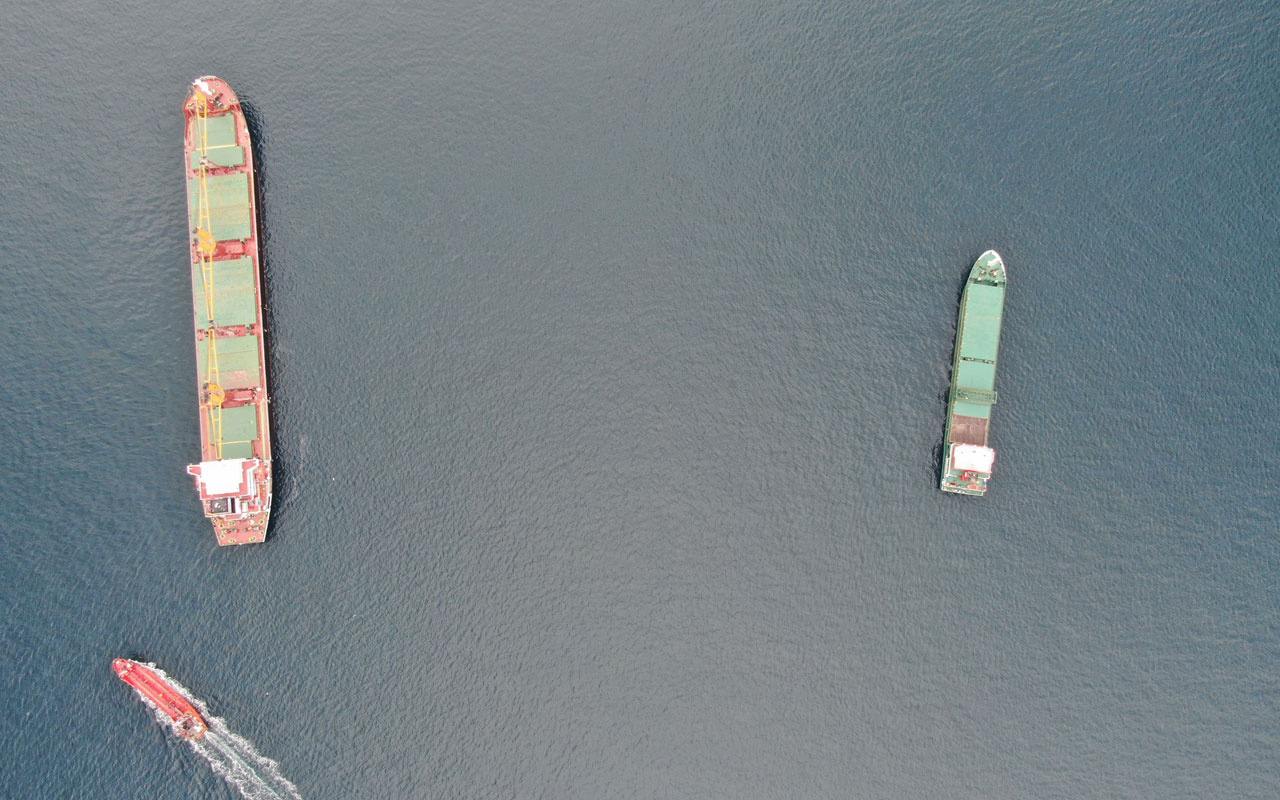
940, 250, 1006, 496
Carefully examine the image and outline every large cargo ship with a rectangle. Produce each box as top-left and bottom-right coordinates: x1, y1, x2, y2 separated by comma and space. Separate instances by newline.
182, 77, 272, 544
113, 659, 208, 739
940, 250, 1007, 496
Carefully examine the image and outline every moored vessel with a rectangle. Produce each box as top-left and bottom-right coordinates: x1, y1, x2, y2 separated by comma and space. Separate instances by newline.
182, 76, 272, 544
113, 659, 208, 739
940, 250, 1007, 496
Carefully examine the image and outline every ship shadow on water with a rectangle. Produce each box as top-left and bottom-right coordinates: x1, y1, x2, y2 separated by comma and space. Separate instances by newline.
239, 97, 296, 534
931, 393, 948, 481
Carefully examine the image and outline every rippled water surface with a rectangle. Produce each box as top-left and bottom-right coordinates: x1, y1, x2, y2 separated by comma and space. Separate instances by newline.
2, 1, 1277, 797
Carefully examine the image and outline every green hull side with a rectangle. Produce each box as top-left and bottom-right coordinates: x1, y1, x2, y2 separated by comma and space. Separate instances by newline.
941, 250, 1006, 495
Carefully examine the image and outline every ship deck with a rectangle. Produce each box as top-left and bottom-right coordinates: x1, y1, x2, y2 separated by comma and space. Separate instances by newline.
947, 272, 1005, 448
941, 251, 1006, 496
949, 414, 989, 446
184, 77, 272, 545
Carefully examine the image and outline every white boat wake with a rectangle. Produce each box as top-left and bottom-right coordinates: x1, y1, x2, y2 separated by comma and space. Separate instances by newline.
136, 665, 303, 800
190, 723, 303, 800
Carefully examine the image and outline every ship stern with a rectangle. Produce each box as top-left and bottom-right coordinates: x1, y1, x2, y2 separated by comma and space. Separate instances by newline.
941, 443, 994, 496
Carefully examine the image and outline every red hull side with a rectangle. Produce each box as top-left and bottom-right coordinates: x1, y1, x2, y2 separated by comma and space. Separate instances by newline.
113, 659, 208, 739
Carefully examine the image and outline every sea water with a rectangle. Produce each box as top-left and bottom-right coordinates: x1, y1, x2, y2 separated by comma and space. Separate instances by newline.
1, 1, 1277, 797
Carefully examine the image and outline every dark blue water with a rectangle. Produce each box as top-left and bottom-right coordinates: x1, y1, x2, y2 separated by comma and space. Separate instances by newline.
2, 1, 1277, 797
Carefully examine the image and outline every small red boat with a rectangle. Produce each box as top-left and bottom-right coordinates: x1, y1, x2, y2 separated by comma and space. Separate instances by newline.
113, 659, 208, 740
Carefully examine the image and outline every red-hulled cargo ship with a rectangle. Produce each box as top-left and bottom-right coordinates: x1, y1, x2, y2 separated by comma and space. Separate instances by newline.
182, 76, 272, 545
113, 659, 208, 740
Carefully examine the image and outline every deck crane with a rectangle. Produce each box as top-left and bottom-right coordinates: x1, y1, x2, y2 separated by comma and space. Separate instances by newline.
190, 90, 225, 458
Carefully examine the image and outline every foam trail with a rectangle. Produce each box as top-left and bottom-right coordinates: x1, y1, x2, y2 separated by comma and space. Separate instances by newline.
132, 664, 303, 800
